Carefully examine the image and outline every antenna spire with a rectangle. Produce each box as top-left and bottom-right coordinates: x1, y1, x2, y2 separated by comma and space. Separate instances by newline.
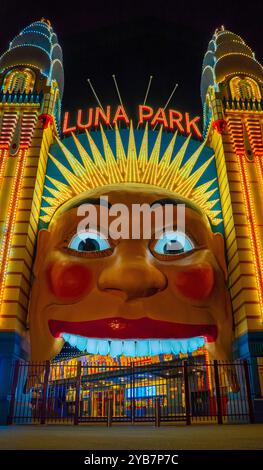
86, 78, 112, 129
153, 83, 179, 130
112, 74, 124, 108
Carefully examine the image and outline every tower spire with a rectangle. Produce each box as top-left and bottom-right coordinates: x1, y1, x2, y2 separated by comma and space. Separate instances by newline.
201, 29, 263, 386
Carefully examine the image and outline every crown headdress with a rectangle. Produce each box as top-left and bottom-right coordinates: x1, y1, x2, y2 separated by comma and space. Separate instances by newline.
41, 123, 222, 225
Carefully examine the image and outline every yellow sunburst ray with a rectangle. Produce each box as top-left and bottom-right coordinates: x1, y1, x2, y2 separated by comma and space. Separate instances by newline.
125, 121, 139, 182
40, 206, 58, 223
205, 199, 219, 210
43, 185, 67, 206
100, 125, 124, 184
158, 131, 177, 177
41, 205, 57, 217
158, 134, 191, 190
41, 214, 52, 223
176, 140, 207, 186
71, 132, 107, 188
192, 178, 217, 198
48, 154, 89, 194
41, 127, 222, 226
193, 187, 218, 205
138, 123, 148, 173
85, 129, 108, 176
55, 136, 87, 180
115, 124, 127, 175
207, 210, 222, 225
43, 186, 68, 203
45, 175, 72, 194
142, 127, 163, 185
176, 156, 214, 197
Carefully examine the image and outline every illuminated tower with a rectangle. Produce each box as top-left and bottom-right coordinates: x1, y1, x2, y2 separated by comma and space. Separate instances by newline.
201, 27, 263, 395
0, 19, 63, 422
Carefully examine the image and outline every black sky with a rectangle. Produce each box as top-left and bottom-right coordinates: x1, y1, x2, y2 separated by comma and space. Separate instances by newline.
1, 0, 262, 122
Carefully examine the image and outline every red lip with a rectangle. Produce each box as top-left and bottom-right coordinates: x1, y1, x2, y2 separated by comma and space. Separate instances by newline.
49, 317, 217, 342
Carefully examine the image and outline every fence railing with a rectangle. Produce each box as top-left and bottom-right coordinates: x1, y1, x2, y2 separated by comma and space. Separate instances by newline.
8, 359, 254, 425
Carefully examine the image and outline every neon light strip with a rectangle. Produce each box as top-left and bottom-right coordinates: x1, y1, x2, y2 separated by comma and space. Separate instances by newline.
204, 347, 212, 392
237, 153, 263, 317
0, 148, 8, 272
0, 148, 27, 311
0, 149, 7, 189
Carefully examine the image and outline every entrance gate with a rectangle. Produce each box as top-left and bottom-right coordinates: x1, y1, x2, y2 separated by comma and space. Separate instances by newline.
8, 359, 254, 425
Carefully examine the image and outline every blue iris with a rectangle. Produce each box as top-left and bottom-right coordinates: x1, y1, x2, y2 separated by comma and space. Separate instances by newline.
68, 231, 110, 252
153, 230, 194, 255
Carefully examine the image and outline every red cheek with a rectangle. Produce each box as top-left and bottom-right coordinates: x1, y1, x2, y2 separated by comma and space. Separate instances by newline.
173, 263, 214, 301
47, 262, 92, 299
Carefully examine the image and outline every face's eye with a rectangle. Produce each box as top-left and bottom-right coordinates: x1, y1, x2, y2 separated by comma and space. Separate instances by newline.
153, 231, 194, 256
68, 231, 110, 253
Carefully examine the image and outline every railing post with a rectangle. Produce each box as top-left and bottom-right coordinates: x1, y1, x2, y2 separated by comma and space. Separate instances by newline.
183, 361, 191, 425
155, 397, 161, 427
214, 360, 223, 424
74, 361, 82, 425
243, 360, 255, 423
40, 361, 50, 425
107, 397, 112, 427
7, 360, 20, 425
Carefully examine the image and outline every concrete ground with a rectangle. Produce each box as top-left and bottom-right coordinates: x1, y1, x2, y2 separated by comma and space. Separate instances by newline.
0, 424, 263, 450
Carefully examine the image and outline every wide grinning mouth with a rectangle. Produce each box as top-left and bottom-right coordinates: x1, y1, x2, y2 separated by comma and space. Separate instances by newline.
49, 317, 217, 358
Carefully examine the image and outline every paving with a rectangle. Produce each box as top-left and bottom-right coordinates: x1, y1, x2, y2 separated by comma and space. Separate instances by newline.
0, 424, 263, 450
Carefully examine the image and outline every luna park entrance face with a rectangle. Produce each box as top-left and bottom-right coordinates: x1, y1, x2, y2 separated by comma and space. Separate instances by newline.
8, 357, 254, 425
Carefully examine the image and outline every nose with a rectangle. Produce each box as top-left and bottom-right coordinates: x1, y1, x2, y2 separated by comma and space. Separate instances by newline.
98, 255, 167, 300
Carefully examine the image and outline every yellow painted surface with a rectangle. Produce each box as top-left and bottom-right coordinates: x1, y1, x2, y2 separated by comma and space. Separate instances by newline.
208, 121, 263, 340
0, 110, 55, 334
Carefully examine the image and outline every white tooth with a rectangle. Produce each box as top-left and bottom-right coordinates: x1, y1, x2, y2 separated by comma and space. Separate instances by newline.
64, 335, 206, 358
110, 340, 123, 357
187, 339, 194, 353
149, 340, 161, 356
171, 340, 180, 355
76, 336, 88, 351
62, 333, 70, 342
68, 334, 77, 347
197, 336, 205, 348
98, 340, 109, 355
188, 337, 202, 352
179, 339, 188, 354
136, 340, 149, 356
86, 339, 98, 354
123, 340, 136, 357
160, 340, 172, 354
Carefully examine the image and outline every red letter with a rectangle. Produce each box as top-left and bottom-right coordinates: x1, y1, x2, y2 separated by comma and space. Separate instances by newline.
113, 105, 130, 125
62, 112, 76, 134
94, 106, 111, 128
151, 108, 168, 128
169, 110, 184, 133
138, 105, 154, 125
185, 113, 202, 139
77, 109, 93, 130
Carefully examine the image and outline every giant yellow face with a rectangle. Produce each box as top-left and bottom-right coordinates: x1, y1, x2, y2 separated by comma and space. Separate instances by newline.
29, 184, 233, 364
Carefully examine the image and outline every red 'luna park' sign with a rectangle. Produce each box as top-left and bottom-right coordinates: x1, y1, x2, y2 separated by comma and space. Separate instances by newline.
62, 105, 202, 139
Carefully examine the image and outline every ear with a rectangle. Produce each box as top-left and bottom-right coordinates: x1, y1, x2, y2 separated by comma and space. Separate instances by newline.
33, 229, 50, 277
212, 232, 228, 281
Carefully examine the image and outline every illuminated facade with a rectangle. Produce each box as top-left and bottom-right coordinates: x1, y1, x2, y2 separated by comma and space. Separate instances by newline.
201, 27, 263, 397
0, 21, 263, 423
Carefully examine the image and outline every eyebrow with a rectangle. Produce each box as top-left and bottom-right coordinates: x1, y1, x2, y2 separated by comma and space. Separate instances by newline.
61, 197, 112, 213
150, 198, 203, 216
151, 197, 213, 229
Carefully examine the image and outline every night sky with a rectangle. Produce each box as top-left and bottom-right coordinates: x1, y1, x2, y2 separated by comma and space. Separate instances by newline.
1, 0, 263, 124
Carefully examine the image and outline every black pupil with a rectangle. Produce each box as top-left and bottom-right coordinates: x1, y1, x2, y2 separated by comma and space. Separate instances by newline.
164, 239, 184, 254
78, 238, 100, 252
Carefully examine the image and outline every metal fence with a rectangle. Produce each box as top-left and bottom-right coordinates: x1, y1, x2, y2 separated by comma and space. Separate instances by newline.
8, 359, 254, 425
